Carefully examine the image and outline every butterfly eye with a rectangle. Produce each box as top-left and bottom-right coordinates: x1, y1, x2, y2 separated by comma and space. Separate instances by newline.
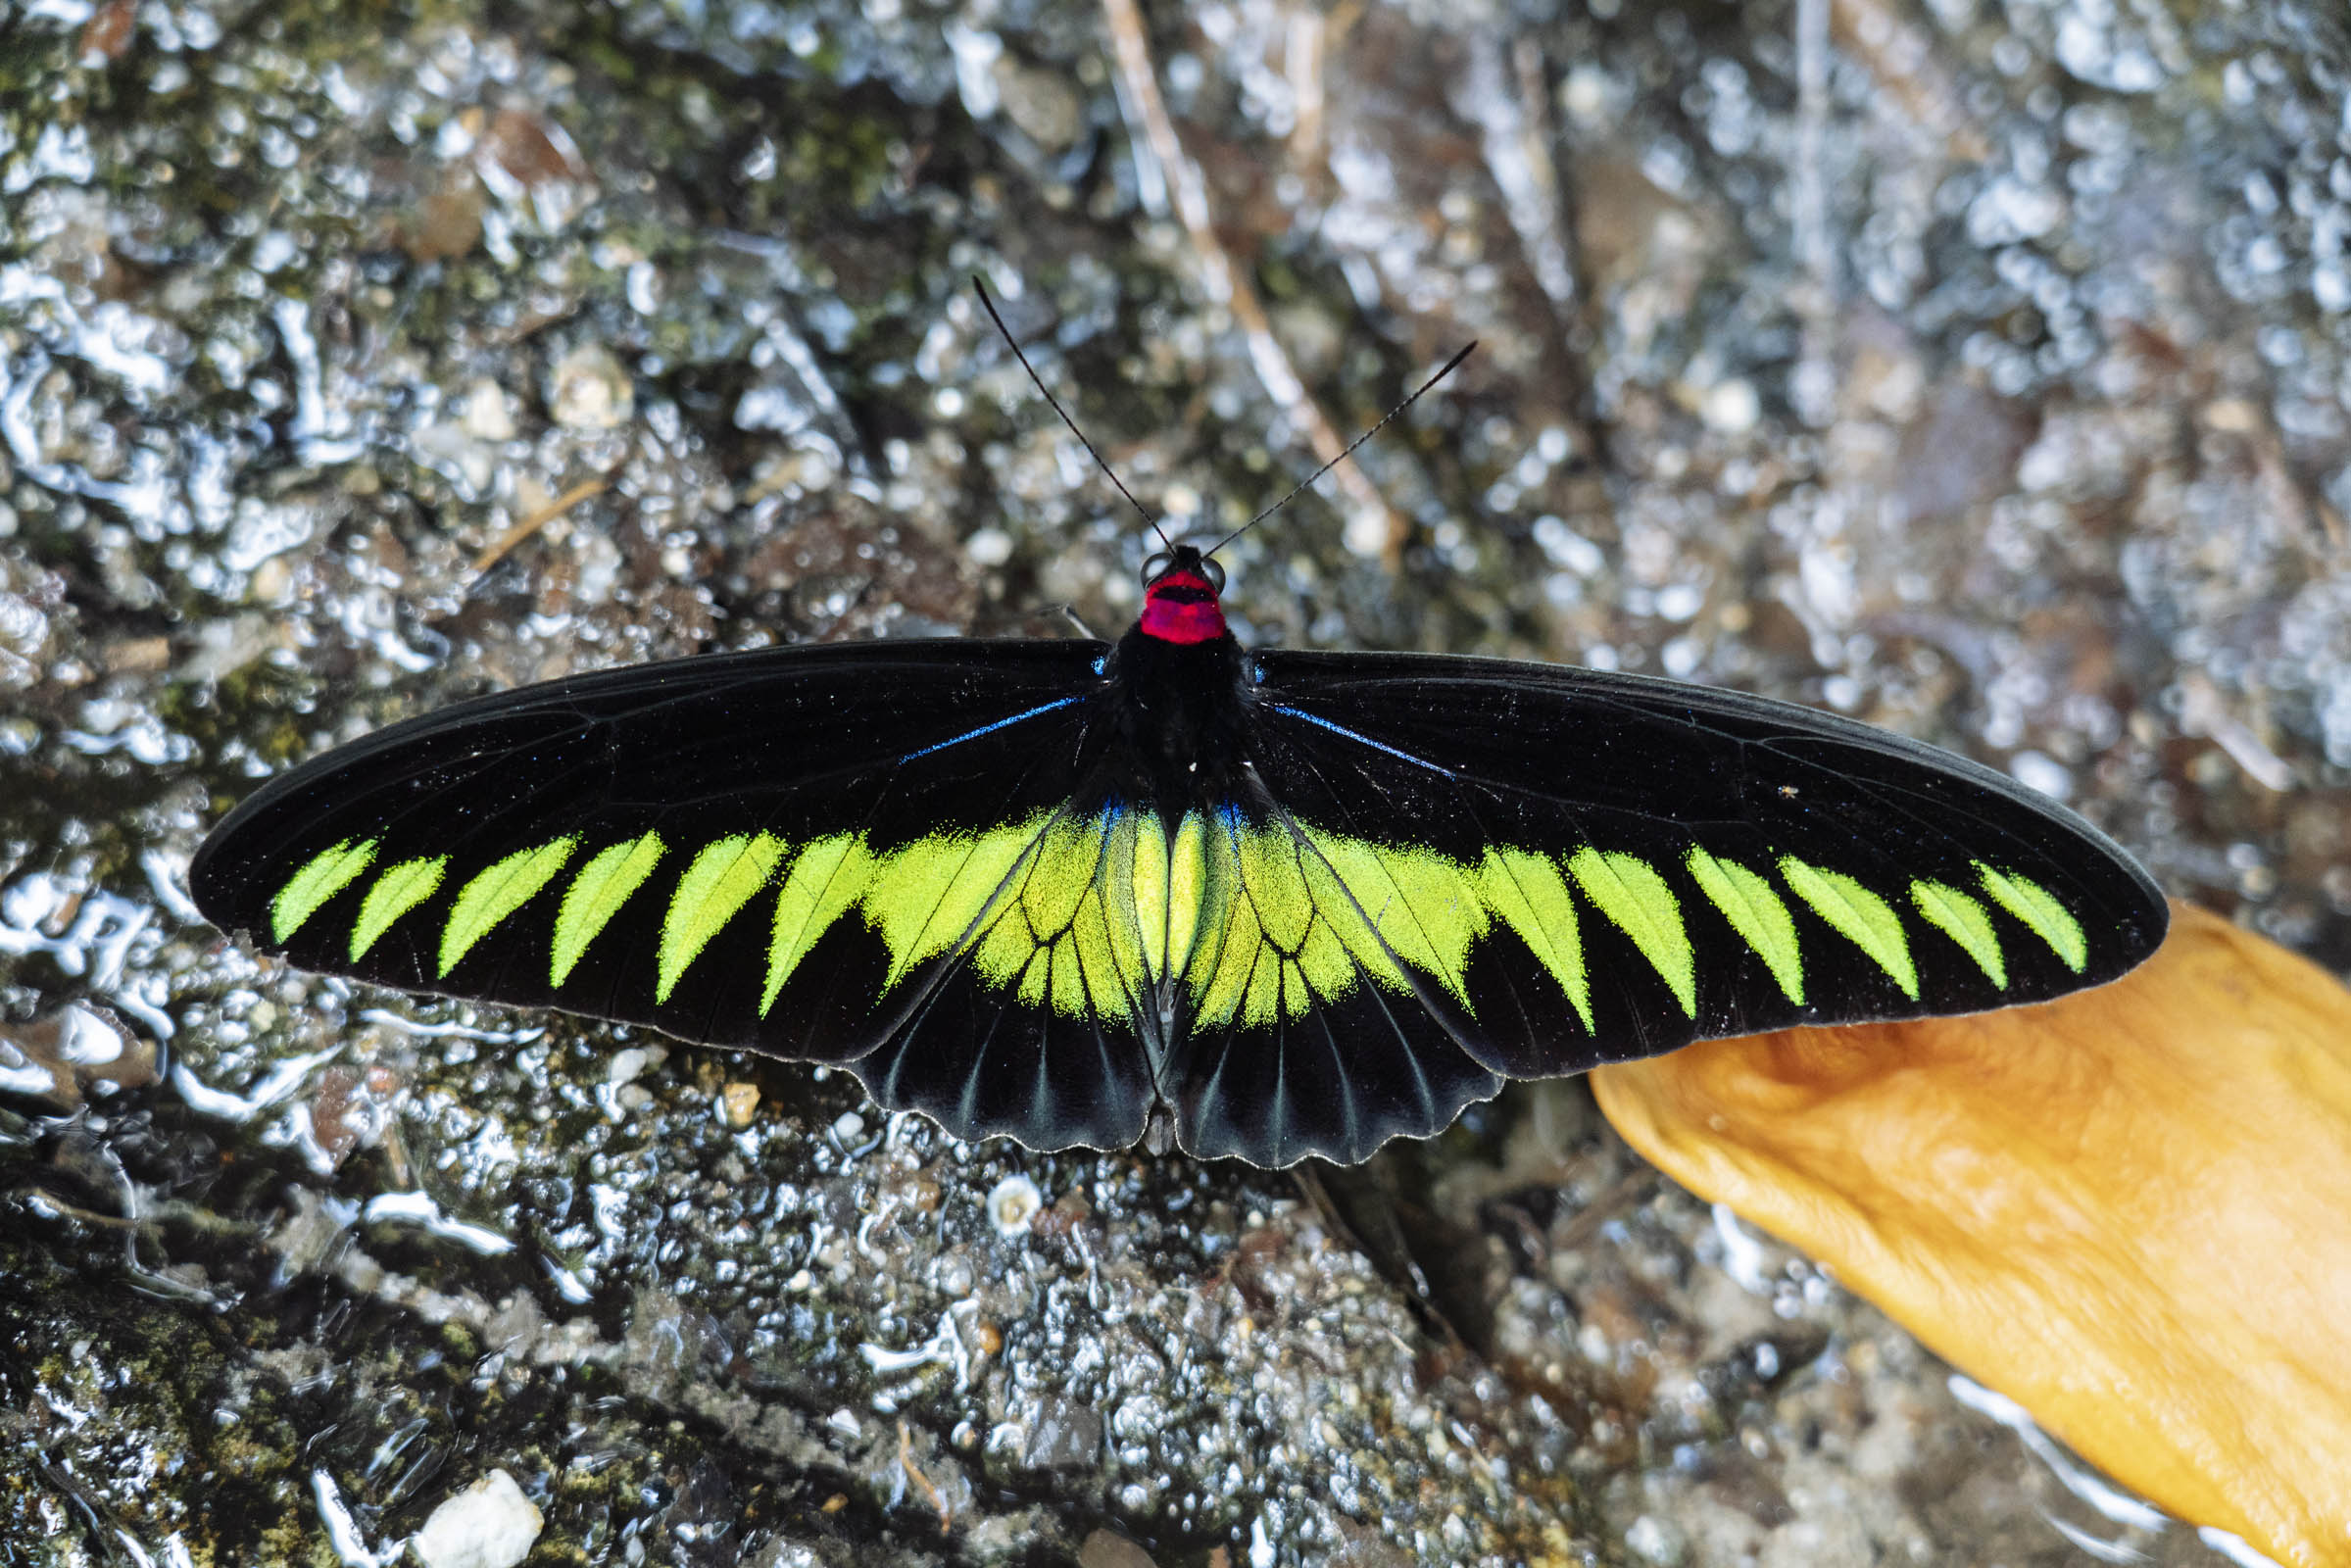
1142, 546, 1226, 592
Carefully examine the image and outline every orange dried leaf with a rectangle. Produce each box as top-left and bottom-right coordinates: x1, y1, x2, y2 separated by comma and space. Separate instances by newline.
1591, 900, 2351, 1568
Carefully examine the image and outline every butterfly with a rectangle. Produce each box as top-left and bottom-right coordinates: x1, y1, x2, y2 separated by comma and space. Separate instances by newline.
188, 307, 2167, 1167
188, 533, 2170, 1167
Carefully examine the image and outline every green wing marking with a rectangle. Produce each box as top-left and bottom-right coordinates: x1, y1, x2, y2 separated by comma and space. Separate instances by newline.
1313, 831, 1488, 999
1184, 817, 1494, 1034
265, 809, 2103, 1051
964, 812, 1123, 1018
351, 856, 449, 959
1102, 810, 1157, 1004
440, 838, 579, 978
1475, 848, 1593, 1033
762, 835, 874, 1014
658, 834, 786, 1003
1779, 856, 1918, 1001
1910, 879, 2007, 988
1686, 846, 1804, 1005
1568, 847, 1696, 1018
866, 815, 1053, 986
1976, 862, 2088, 973
1001, 811, 1123, 1016
273, 839, 378, 943
1195, 818, 1313, 1032
553, 833, 666, 985
1126, 812, 1178, 982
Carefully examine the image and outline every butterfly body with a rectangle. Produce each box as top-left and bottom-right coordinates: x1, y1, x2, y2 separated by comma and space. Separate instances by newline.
191, 545, 2167, 1166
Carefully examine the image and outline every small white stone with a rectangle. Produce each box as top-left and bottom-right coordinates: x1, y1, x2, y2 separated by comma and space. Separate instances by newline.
0, 1045, 55, 1098
547, 344, 633, 431
988, 1174, 1043, 1237
1342, 506, 1389, 559
965, 527, 1013, 566
461, 379, 515, 442
1700, 377, 1760, 434
1625, 1513, 1688, 1565
996, 59, 1083, 150
57, 1003, 128, 1065
1560, 65, 1618, 128
408, 1470, 542, 1568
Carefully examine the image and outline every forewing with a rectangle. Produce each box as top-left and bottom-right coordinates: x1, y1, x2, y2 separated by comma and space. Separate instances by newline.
1158, 649, 2167, 1158
190, 640, 1156, 1148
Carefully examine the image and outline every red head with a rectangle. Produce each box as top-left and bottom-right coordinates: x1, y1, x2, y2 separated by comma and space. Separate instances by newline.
1138, 545, 1229, 645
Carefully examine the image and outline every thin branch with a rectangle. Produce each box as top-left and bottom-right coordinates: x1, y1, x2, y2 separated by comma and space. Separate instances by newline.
1790, 0, 1837, 426
1100, 0, 1415, 564
897, 1420, 953, 1535
467, 477, 610, 578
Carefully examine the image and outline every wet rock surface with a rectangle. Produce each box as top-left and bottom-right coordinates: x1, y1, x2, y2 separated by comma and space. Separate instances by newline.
2, 0, 2345, 1563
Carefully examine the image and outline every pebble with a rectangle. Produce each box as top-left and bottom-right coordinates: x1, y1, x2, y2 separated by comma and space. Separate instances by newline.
408, 1470, 543, 1568
988, 1174, 1043, 1236
547, 344, 633, 430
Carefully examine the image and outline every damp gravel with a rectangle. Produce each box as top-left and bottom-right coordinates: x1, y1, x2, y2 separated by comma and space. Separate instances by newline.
3, 0, 2348, 1564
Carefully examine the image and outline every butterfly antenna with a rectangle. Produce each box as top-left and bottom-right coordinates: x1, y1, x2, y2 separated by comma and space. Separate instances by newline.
972, 276, 1172, 552
1205, 341, 1478, 556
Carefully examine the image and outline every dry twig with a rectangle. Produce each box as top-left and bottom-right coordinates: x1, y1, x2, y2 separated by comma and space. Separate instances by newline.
1100, 0, 1412, 563
897, 1419, 953, 1535
466, 477, 610, 578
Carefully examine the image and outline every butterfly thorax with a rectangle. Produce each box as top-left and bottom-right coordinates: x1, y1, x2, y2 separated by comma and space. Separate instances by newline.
1102, 621, 1252, 823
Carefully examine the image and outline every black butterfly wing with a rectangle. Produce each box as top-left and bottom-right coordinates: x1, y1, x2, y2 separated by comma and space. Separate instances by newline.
188, 640, 1157, 1151
1154, 650, 2168, 1164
